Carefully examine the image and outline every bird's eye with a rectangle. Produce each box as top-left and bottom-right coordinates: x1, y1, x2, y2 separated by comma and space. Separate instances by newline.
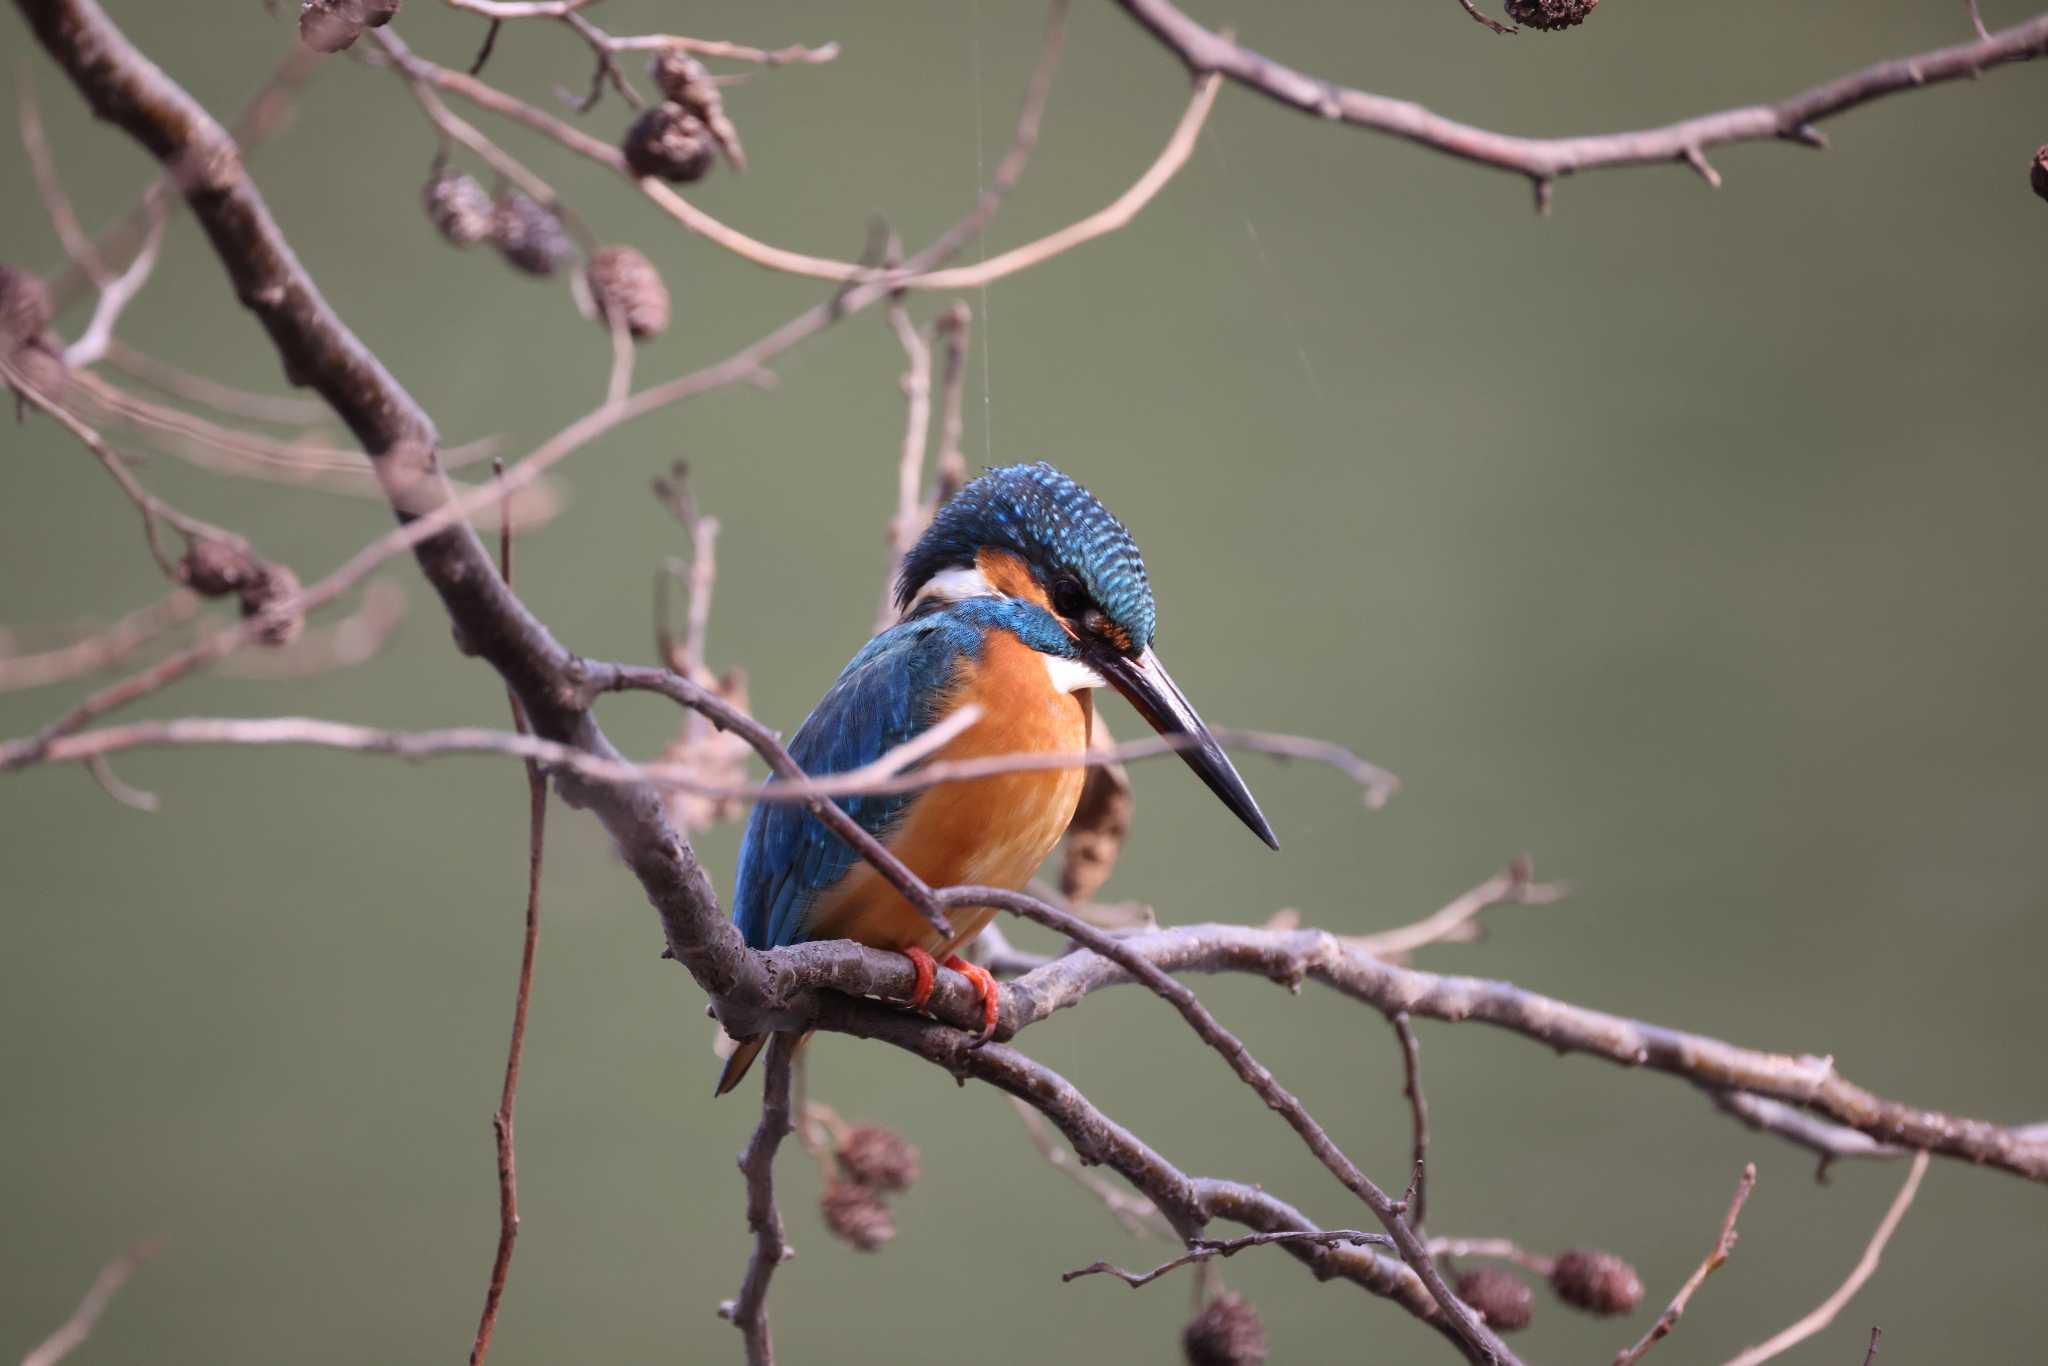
1051, 577, 1089, 619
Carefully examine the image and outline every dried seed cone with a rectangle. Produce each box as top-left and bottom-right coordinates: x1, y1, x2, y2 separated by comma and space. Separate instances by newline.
178, 537, 257, 597
490, 191, 572, 277
819, 1180, 895, 1251
834, 1125, 920, 1193
1182, 1292, 1267, 1366
0, 265, 54, 348
2031, 146, 2048, 204
239, 562, 306, 647
1505, 0, 1598, 29
622, 103, 717, 183
648, 49, 746, 170
1550, 1248, 1644, 1316
1455, 1267, 1534, 1332
586, 245, 671, 340
298, 0, 365, 52
423, 168, 495, 248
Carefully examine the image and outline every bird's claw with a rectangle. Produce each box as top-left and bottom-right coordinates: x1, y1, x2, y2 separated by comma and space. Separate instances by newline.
897, 947, 999, 1045
900, 945, 938, 1010
945, 954, 1001, 1048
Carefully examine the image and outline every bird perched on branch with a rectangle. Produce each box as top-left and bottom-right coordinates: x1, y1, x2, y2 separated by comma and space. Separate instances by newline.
717, 462, 1276, 1093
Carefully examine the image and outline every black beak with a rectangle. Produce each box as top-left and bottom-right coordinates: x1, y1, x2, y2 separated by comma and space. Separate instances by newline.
1089, 645, 1279, 850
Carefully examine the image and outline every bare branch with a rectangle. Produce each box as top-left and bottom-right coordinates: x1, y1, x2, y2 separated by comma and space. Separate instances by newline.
1112, 0, 2048, 197
980, 923, 2048, 1183
929, 304, 970, 503
1007, 1096, 1175, 1240
101, 338, 331, 425
1392, 1012, 1431, 1233
470, 483, 547, 1366
1454, 0, 1518, 37
1614, 1163, 1757, 1366
1344, 854, 1565, 961
62, 193, 165, 368
1064, 1227, 1393, 1288
1721, 1151, 1929, 1366
1707, 1089, 1909, 1181
876, 296, 932, 633
719, 1033, 797, 1365
21, 1241, 156, 1366
0, 590, 201, 693
919, 883, 1511, 1364
375, 16, 1222, 293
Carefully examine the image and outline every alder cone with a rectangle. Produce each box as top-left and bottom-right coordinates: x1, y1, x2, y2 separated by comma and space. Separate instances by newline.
818, 1180, 894, 1251
1550, 1248, 1644, 1316
178, 537, 257, 597
1455, 1267, 1534, 1332
834, 1124, 920, 1193
1182, 1292, 1267, 1366
1505, 0, 1598, 29
622, 103, 717, 183
423, 168, 494, 248
586, 245, 671, 340
490, 191, 572, 277
239, 562, 306, 647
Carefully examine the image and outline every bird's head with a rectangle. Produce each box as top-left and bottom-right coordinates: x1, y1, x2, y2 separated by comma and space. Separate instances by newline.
896, 462, 1277, 849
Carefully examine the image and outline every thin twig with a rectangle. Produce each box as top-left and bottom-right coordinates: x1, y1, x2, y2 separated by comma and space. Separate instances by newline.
1425, 1237, 1554, 1276
1392, 1012, 1430, 1232
929, 304, 970, 503
1064, 1227, 1393, 1288
21, 1241, 157, 1366
1113, 0, 2048, 201
1707, 1089, 1908, 1182
376, 16, 1222, 294
1862, 1327, 1883, 1365
470, 466, 547, 1366
1614, 1163, 1757, 1365
1342, 855, 1565, 960
719, 1033, 797, 1365
1009, 1095, 1174, 1239
63, 193, 166, 368
5, 356, 250, 575
926, 884, 1510, 1364
876, 295, 933, 632
1720, 1151, 1928, 1366
1455, 0, 1518, 36
102, 339, 331, 425
18, 69, 111, 283
9, 711, 1405, 814
0, 590, 201, 693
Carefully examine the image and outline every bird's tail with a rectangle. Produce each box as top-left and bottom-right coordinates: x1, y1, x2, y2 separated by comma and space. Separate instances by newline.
714, 1030, 811, 1096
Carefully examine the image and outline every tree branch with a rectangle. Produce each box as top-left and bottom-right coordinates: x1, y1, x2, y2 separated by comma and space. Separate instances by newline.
1721, 1151, 1929, 1366
1614, 1163, 1756, 1365
1112, 0, 2048, 201
718, 1033, 797, 1365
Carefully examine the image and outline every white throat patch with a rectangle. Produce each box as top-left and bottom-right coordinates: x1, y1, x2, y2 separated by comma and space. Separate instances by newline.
906, 563, 1106, 693
1043, 653, 1107, 694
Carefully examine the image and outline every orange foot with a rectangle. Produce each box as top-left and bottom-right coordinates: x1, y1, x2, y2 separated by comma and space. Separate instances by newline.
944, 954, 1001, 1048
900, 945, 938, 1010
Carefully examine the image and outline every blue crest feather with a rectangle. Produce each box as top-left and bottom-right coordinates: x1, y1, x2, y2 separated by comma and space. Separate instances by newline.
895, 462, 1156, 652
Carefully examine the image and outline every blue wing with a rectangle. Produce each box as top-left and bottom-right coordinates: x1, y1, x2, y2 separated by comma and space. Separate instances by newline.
731, 612, 979, 950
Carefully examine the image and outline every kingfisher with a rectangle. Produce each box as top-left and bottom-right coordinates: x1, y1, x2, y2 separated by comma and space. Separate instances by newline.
717, 462, 1276, 1094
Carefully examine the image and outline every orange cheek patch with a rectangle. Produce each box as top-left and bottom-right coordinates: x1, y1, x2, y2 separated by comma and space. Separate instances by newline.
975, 547, 1052, 612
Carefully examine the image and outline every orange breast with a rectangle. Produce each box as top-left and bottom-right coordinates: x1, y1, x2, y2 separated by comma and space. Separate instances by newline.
808, 629, 1092, 956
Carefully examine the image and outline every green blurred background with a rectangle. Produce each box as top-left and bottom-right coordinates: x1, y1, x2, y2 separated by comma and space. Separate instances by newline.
5, 1, 2045, 1361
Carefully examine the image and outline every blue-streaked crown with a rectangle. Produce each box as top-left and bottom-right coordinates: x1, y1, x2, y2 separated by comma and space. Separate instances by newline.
895, 462, 1156, 652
